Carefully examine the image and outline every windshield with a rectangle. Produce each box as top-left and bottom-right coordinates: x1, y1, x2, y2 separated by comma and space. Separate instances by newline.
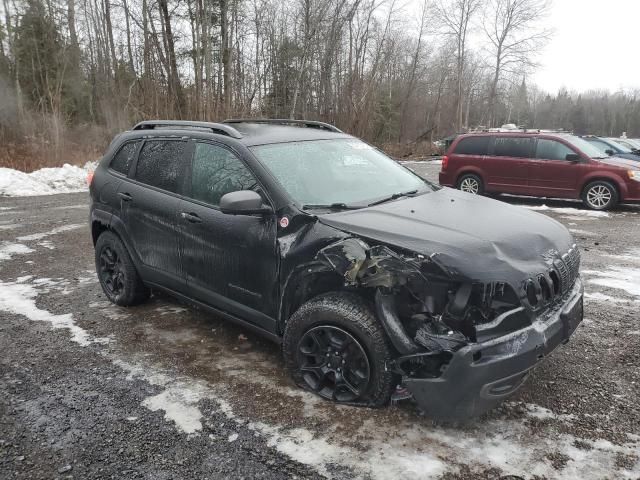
607, 138, 634, 152
251, 139, 430, 206
565, 136, 611, 158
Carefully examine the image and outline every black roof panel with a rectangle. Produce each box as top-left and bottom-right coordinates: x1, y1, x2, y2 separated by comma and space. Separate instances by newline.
230, 122, 352, 146
123, 119, 352, 146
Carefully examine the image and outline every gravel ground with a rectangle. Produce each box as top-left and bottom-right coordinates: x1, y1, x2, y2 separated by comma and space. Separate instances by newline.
1, 161, 639, 479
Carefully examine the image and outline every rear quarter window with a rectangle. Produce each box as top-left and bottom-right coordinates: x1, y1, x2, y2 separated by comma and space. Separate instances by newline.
109, 141, 140, 175
452, 136, 490, 155
135, 140, 188, 193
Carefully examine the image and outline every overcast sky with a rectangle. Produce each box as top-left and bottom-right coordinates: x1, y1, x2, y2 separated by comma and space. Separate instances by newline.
533, 0, 640, 93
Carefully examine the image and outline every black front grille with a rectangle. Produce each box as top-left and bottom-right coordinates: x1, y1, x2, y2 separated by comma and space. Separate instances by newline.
555, 245, 580, 293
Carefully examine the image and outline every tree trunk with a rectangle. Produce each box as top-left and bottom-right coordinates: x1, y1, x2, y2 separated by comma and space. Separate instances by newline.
103, 0, 117, 74
122, 0, 135, 71
158, 0, 185, 117
220, 0, 232, 117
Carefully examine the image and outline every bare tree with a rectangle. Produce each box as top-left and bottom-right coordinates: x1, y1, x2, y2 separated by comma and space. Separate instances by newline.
436, 0, 481, 131
483, 0, 551, 126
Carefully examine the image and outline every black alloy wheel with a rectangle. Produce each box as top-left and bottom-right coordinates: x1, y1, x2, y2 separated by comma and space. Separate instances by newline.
297, 325, 371, 402
99, 245, 125, 296
94, 230, 149, 306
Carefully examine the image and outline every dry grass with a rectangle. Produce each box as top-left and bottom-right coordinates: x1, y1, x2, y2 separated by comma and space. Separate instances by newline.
381, 140, 442, 160
0, 115, 111, 173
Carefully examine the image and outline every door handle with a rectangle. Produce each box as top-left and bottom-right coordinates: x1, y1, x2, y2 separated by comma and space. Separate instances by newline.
118, 192, 132, 201
181, 212, 202, 223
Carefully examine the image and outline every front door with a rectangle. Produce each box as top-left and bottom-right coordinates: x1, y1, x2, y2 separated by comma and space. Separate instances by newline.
528, 138, 580, 198
178, 141, 278, 332
117, 138, 191, 292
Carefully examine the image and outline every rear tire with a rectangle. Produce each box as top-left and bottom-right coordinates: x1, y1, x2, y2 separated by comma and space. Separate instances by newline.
457, 173, 484, 195
95, 231, 149, 306
283, 292, 396, 407
582, 180, 618, 210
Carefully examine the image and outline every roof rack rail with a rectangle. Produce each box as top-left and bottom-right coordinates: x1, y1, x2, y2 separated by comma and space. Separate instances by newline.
132, 120, 243, 139
469, 127, 573, 134
223, 118, 343, 133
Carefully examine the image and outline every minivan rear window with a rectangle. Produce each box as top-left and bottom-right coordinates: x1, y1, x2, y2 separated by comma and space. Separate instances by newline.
493, 137, 532, 158
453, 136, 490, 155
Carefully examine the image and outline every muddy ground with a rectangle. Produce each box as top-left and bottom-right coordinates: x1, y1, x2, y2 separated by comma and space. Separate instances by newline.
1, 161, 639, 479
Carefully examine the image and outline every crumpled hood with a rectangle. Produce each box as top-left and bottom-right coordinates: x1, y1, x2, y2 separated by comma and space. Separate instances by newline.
318, 188, 574, 284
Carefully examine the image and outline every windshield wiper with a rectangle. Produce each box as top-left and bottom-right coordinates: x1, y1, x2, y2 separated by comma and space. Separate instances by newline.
367, 189, 418, 207
302, 203, 360, 211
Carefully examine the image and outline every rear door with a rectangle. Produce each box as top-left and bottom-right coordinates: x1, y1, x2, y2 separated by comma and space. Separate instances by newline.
177, 141, 278, 331
117, 138, 191, 292
483, 136, 533, 194
528, 138, 581, 198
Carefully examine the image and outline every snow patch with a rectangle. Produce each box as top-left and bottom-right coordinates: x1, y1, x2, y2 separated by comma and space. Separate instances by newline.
584, 292, 626, 303
52, 204, 88, 211
0, 243, 34, 262
584, 268, 640, 297
569, 228, 596, 237
604, 249, 640, 264
0, 162, 96, 197
17, 223, 84, 241
0, 223, 20, 231
38, 240, 55, 250
142, 386, 206, 434
155, 305, 189, 316
0, 280, 109, 346
520, 204, 610, 217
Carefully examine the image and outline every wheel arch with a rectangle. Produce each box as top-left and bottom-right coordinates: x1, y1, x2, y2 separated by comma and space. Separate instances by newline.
278, 263, 350, 334
455, 169, 485, 187
580, 175, 627, 200
91, 210, 143, 270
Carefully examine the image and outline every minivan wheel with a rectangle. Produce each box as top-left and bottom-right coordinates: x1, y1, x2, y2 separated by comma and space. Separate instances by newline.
457, 174, 484, 195
95, 231, 149, 306
582, 181, 618, 210
283, 292, 395, 407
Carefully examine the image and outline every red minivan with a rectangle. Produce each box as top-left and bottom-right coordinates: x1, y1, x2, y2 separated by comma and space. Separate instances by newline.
438, 132, 640, 210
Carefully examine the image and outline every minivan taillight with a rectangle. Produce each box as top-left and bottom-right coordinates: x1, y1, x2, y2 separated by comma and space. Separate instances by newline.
87, 171, 94, 186
441, 155, 449, 171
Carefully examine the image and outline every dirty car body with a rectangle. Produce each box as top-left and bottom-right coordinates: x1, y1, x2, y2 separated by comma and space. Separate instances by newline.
90, 119, 583, 420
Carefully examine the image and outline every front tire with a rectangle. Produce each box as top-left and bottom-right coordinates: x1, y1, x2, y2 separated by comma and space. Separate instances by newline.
95, 231, 149, 306
283, 292, 395, 407
457, 173, 484, 195
582, 180, 618, 210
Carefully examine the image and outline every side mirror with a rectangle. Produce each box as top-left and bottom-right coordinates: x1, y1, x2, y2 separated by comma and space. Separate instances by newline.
220, 190, 272, 215
565, 153, 581, 162
605, 149, 615, 156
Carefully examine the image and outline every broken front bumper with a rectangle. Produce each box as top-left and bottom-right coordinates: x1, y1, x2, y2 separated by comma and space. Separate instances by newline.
403, 278, 584, 420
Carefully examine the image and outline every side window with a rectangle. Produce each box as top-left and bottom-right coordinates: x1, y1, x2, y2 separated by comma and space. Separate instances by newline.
135, 140, 188, 193
535, 139, 576, 161
493, 137, 533, 158
586, 139, 610, 154
452, 136, 490, 155
110, 141, 139, 175
190, 143, 258, 206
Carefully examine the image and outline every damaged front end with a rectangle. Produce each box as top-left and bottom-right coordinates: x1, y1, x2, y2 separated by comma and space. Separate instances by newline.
316, 237, 584, 420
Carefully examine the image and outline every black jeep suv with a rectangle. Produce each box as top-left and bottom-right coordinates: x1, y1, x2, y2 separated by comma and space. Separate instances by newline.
90, 119, 584, 419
